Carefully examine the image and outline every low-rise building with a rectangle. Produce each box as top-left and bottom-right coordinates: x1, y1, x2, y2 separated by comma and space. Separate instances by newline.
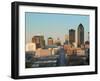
26, 42, 36, 52
36, 48, 51, 57
76, 48, 85, 56
45, 45, 59, 55
63, 45, 74, 55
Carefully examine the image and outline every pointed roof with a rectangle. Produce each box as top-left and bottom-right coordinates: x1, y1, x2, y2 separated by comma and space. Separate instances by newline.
78, 23, 84, 29
48, 37, 53, 39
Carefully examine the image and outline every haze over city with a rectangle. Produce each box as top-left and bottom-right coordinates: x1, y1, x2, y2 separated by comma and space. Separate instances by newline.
25, 12, 89, 44
25, 12, 90, 68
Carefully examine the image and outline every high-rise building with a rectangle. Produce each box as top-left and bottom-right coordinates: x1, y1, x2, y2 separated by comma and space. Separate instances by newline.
85, 41, 89, 49
55, 38, 61, 46
48, 37, 53, 45
32, 35, 45, 49
65, 34, 68, 41
64, 34, 69, 44
77, 23, 84, 47
69, 29, 75, 44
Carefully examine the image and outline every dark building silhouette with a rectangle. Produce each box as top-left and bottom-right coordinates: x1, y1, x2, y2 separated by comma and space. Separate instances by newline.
32, 35, 45, 49
77, 23, 84, 47
69, 29, 75, 44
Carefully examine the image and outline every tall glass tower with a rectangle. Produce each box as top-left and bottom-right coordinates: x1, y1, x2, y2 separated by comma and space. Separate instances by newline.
69, 29, 75, 44
77, 23, 84, 47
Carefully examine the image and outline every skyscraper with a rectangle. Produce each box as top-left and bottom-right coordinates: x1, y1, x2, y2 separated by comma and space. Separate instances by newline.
32, 35, 45, 49
48, 37, 53, 45
77, 23, 84, 47
69, 29, 75, 44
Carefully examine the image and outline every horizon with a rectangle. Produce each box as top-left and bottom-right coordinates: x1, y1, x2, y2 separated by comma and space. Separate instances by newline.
25, 12, 89, 44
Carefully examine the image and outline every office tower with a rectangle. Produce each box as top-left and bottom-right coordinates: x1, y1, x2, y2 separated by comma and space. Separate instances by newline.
55, 38, 61, 46
64, 34, 69, 44
77, 23, 84, 47
69, 29, 75, 44
32, 35, 45, 49
85, 41, 89, 49
48, 37, 53, 45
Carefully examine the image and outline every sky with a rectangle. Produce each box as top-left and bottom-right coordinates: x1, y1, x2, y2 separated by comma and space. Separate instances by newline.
25, 12, 89, 44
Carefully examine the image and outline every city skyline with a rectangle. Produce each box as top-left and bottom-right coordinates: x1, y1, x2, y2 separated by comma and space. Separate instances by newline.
25, 12, 89, 44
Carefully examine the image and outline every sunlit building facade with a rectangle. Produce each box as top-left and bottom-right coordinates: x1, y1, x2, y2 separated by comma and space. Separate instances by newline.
48, 37, 53, 45
32, 35, 45, 49
26, 42, 36, 52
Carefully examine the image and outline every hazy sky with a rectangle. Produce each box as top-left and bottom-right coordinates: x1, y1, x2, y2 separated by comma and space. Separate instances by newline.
25, 12, 89, 44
